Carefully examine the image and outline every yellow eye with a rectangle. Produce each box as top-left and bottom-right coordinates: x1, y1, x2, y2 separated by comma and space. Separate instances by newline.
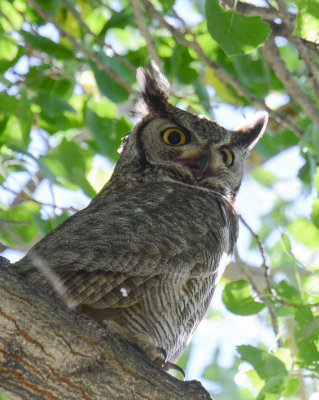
162, 128, 187, 146
220, 147, 234, 167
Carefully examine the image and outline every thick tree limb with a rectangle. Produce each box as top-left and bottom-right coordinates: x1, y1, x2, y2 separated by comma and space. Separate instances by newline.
0, 258, 212, 400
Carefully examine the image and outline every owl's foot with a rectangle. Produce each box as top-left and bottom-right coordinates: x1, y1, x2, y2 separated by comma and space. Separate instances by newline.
154, 347, 185, 379
102, 320, 185, 377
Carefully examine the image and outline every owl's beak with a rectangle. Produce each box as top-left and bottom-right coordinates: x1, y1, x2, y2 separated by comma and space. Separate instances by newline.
177, 151, 210, 181
196, 152, 210, 180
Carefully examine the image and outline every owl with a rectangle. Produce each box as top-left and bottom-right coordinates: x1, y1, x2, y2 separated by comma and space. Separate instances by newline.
15, 67, 268, 372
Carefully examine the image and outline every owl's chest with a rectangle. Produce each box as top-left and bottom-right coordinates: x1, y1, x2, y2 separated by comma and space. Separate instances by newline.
90, 181, 237, 276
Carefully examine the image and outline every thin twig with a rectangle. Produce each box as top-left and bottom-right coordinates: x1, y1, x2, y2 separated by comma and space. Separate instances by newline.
131, 0, 163, 71
235, 248, 283, 347
28, 0, 133, 93
60, 0, 136, 73
1, 184, 79, 214
0, 219, 30, 226
240, 216, 319, 307
273, 0, 319, 100
239, 215, 297, 308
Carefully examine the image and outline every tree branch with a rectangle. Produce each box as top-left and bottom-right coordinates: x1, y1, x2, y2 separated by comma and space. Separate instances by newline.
263, 34, 319, 127
141, 0, 304, 138
131, 0, 163, 71
60, 0, 136, 74
222, 0, 279, 19
0, 258, 212, 400
28, 0, 133, 94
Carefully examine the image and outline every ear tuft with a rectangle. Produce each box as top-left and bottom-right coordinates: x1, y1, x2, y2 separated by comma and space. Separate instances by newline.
234, 111, 268, 150
136, 63, 170, 114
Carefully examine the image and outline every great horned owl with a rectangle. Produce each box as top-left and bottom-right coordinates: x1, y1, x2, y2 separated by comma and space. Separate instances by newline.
15, 68, 268, 370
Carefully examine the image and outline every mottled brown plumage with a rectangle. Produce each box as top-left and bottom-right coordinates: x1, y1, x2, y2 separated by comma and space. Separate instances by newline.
15, 67, 268, 367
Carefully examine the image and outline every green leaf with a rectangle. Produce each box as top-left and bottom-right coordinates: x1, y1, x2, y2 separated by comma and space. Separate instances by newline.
298, 152, 317, 185
289, 217, 319, 249
282, 377, 300, 397
294, 305, 319, 372
159, 0, 175, 11
205, 0, 270, 56
311, 198, 319, 230
86, 9, 106, 35
86, 109, 131, 162
0, 92, 18, 114
295, 1, 319, 42
33, 93, 76, 118
252, 167, 278, 187
315, 167, 319, 191
20, 30, 74, 59
0, 202, 41, 245
0, 32, 18, 61
28, 75, 74, 99
101, 8, 134, 33
232, 53, 272, 96
17, 89, 33, 147
205, 67, 238, 103
281, 233, 292, 253
0, 0, 23, 30
222, 280, 265, 315
237, 345, 288, 381
90, 52, 130, 103
166, 45, 198, 84
40, 139, 96, 198
274, 280, 301, 305
256, 375, 299, 400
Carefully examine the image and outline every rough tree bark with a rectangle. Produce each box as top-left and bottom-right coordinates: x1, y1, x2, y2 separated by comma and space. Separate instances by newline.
0, 257, 212, 400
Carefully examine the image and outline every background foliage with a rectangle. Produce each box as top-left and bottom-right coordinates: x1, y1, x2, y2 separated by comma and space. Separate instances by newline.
0, 0, 319, 399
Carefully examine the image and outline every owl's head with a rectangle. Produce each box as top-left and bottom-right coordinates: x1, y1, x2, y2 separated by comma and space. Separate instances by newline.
114, 67, 268, 202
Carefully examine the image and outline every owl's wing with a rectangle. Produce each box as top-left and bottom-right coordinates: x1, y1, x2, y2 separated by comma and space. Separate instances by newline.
17, 182, 236, 289
28, 268, 160, 310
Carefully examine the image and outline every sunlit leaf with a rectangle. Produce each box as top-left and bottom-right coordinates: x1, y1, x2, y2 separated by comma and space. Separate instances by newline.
295, 1, 319, 42
0, 32, 18, 60
206, 67, 237, 103
294, 305, 319, 372
273, 280, 301, 305
311, 198, 319, 230
238, 345, 288, 381
252, 167, 279, 187
223, 280, 265, 315
289, 217, 319, 249
0, 0, 23, 30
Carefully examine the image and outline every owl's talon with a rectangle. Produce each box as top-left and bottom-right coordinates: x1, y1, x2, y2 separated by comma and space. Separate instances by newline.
156, 347, 167, 362
163, 362, 185, 380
